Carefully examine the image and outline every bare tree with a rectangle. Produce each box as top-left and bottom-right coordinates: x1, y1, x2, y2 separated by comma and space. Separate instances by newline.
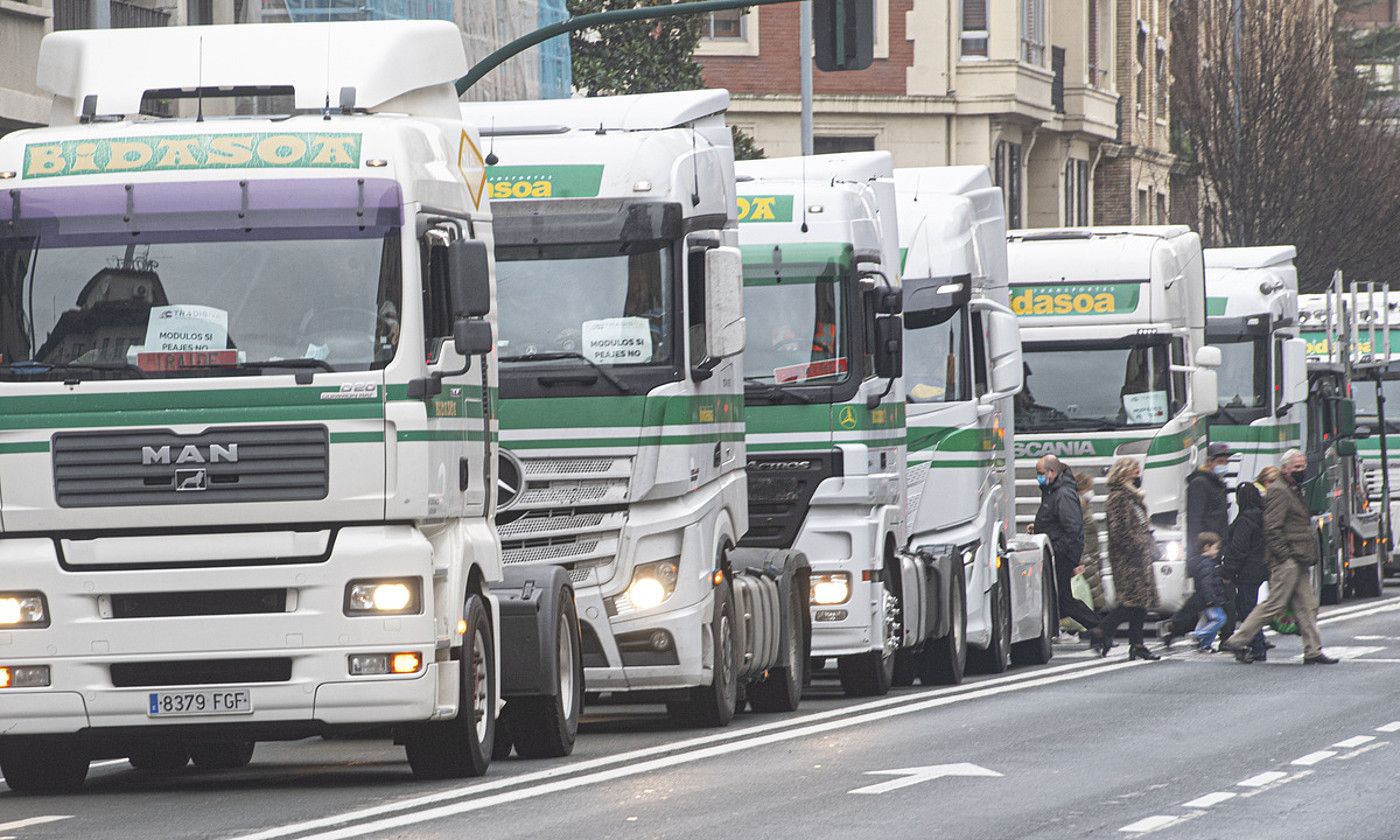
1172, 0, 1400, 290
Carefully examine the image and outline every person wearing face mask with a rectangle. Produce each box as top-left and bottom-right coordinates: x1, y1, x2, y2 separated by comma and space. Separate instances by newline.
1032, 455, 1104, 646
1162, 442, 1235, 647
1222, 450, 1338, 665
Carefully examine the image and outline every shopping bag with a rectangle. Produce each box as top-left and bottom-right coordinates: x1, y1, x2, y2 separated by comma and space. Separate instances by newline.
1270, 610, 1299, 635
1061, 574, 1095, 633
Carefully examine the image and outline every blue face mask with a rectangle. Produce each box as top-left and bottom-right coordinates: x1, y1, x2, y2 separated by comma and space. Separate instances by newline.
1036, 474, 1049, 488
1212, 465, 1229, 477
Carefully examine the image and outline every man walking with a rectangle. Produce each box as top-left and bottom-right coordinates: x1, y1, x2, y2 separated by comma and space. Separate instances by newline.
1163, 442, 1233, 646
1034, 455, 1103, 645
1223, 449, 1338, 664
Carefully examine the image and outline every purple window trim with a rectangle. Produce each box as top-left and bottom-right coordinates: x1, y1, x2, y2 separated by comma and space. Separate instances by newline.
2, 177, 404, 244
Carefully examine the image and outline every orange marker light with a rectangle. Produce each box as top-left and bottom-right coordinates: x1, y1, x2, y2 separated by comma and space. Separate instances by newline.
0, 667, 9, 688
712, 570, 725, 586
391, 653, 422, 674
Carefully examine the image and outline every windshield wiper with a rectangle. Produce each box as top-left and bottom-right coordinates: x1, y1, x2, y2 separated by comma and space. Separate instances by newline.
744, 376, 815, 404
499, 351, 632, 393
0, 361, 147, 381
1027, 415, 1120, 432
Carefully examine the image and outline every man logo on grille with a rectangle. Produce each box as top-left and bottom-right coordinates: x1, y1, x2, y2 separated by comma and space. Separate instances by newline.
175, 468, 208, 492
496, 449, 525, 512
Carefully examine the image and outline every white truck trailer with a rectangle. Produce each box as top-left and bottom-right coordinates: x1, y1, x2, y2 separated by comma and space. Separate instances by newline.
1203, 247, 1308, 503
461, 92, 810, 727
895, 167, 1054, 681
0, 21, 584, 793
733, 152, 911, 697
1006, 227, 1219, 614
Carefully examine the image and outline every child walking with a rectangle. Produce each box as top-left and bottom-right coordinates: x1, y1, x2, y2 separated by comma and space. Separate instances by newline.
1187, 533, 1229, 653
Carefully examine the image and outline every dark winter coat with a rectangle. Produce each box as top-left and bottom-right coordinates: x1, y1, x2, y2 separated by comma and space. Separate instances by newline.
1186, 468, 1230, 552
1104, 476, 1161, 610
1035, 468, 1084, 575
1080, 494, 1107, 610
1187, 552, 1227, 607
1264, 477, 1317, 568
1221, 481, 1268, 585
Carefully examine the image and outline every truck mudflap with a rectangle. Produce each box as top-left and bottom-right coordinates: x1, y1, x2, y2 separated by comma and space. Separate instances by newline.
495, 565, 576, 698
902, 545, 957, 645
726, 548, 810, 682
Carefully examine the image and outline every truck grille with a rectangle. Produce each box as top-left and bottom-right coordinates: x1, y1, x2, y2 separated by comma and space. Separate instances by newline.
52, 426, 329, 508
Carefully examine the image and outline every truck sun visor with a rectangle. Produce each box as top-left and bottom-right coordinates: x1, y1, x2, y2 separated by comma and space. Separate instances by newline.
493, 199, 681, 249
2, 177, 403, 244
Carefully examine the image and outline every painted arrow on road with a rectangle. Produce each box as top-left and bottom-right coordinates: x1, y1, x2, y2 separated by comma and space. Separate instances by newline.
848, 763, 1003, 795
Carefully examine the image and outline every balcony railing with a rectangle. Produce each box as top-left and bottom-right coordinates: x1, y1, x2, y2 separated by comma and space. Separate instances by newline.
282, 0, 452, 22
53, 0, 171, 29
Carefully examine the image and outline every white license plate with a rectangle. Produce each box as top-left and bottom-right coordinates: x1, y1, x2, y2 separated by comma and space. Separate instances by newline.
147, 688, 252, 718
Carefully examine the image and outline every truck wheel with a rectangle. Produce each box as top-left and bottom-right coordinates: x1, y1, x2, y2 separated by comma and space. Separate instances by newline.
1011, 557, 1055, 666
837, 581, 897, 697
503, 595, 583, 759
189, 741, 254, 770
748, 583, 806, 712
405, 594, 495, 778
1354, 562, 1383, 599
967, 561, 1011, 675
0, 740, 89, 794
1321, 577, 1343, 606
917, 560, 966, 685
129, 743, 190, 772
491, 712, 514, 760
892, 650, 918, 687
667, 578, 738, 728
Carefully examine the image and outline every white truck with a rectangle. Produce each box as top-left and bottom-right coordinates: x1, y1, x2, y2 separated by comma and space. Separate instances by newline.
461, 92, 810, 727
0, 21, 584, 793
1203, 247, 1308, 504
1006, 227, 1219, 614
733, 151, 911, 696
895, 167, 1054, 682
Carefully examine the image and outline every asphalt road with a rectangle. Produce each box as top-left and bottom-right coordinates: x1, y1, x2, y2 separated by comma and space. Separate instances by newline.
6, 585, 1400, 840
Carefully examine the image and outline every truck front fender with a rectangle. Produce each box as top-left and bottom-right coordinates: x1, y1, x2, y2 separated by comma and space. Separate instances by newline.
495, 565, 575, 699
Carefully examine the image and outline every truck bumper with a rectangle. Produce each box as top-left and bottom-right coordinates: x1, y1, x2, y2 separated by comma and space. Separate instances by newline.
575, 586, 716, 691
799, 509, 887, 659
0, 525, 449, 739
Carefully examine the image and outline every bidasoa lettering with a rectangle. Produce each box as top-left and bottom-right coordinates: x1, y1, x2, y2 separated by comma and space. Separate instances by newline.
23, 133, 361, 179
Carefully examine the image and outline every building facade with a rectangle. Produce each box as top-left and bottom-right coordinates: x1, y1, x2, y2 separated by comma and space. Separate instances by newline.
698, 0, 1119, 228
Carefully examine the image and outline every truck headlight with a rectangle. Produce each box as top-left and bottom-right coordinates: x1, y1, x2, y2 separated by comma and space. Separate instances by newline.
345, 579, 422, 615
810, 572, 852, 605
1157, 541, 1184, 564
624, 560, 679, 612
0, 592, 48, 628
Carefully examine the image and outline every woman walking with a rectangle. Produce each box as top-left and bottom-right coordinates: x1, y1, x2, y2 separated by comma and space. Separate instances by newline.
1097, 457, 1161, 661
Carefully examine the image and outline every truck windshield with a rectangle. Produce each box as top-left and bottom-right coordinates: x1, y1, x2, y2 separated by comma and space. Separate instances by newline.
1018, 339, 1180, 431
0, 232, 400, 380
743, 271, 847, 385
1212, 336, 1269, 411
494, 244, 673, 366
1354, 379, 1400, 423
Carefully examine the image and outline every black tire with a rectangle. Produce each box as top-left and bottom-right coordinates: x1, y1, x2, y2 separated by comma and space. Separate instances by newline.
1322, 577, 1343, 606
1011, 557, 1055, 666
405, 594, 495, 779
491, 712, 514, 760
506, 594, 582, 759
188, 741, 254, 770
1353, 562, 1384, 599
128, 743, 190, 772
836, 576, 897, 697
917, 560, 966, 686
749, 584, 806, 712
967, 560, 1012, 675
667, 578, 738, 728
0, 741, 89, 794
891, 650, 919, 687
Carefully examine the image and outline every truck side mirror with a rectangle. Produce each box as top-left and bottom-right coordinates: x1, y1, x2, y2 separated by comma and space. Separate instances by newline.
704, 246, 746, 360
447, 239, 492, 318
453, 319, 494, 358
1337, 439, 1358, 457
1338, 398, 1357, 437
1195, 345, 1222, 368
985, 308, 1023, 398
1281, 337, 1308, 407
875, 314, 903, 379
1192, 367, 1219, 416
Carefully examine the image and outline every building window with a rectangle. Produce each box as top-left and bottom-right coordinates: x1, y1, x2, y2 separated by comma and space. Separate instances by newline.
704, 8, 746, 39
1087, 0, 1105, 87
1135, 21, 1148, 112
962, 0, 989, 59
1022, 0, 1045, 65
695, 6, 759, 56
995, 141, 1023, 229
814, 136, 877, 154
1156, 191, 1168, 224
1138, 188, 1150, 223
1064, 158, 1090, 226
1155, 37, 1168, 117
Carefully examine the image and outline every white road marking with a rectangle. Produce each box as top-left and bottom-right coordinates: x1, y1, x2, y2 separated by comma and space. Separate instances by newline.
1119, 815, 1181, 833
248, 658, 1149, 840
1292, 751, 1337, 766
1376, 722, 1400, 733
847, 763, 1002, 795
1333, 735, 1376, 749
1182, 791, 1236, 808
1238, 771, 1288, 788
0, 817, 73, 832
1316, 646, 1385, 660
1317, 600, 1400, 626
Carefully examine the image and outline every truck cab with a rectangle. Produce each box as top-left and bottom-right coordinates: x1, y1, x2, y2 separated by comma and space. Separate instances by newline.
1006, 226, 1219, 614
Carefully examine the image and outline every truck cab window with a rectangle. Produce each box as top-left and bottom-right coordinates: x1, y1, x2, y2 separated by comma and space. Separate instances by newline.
688, 248, 708, 369
904, 305, 967, 403
421, 235, 454, 363
971, 310, 989, 397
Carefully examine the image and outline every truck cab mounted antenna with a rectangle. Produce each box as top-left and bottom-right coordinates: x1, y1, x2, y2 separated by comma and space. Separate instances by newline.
799, 155, 808, 233
690, 126, 700, 207
485, 118, 498, 166
323, 25, 334, 120
195, 36, 204, 123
